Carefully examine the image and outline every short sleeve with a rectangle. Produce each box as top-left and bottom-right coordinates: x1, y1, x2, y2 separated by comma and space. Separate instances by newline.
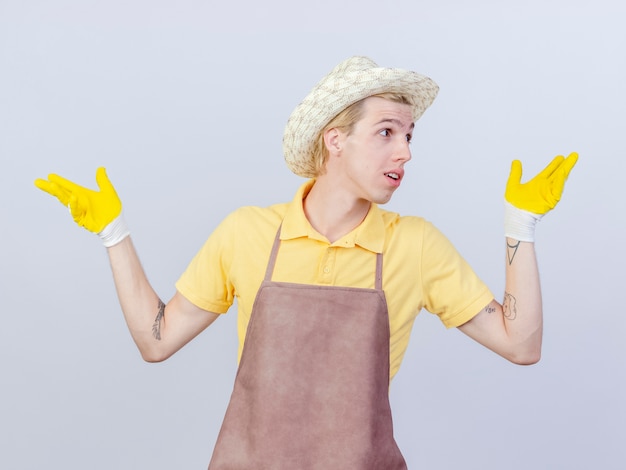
175, 210, 239, 314
420, 222, 494, 328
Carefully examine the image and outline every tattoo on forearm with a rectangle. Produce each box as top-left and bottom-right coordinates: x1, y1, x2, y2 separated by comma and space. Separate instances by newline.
484, 304, 496, 314
152, 300, 165, 341
507, 240, 521, 265
502, 292, 517, 320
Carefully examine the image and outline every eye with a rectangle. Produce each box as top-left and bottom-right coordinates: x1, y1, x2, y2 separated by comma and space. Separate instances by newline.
379, 129, 391, 137
406, 134, 413, 143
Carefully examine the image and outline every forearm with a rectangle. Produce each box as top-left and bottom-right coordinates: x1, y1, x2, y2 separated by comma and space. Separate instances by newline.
501, 237, 543, 362
458, 238, 543, 364
107, 236, 163, 360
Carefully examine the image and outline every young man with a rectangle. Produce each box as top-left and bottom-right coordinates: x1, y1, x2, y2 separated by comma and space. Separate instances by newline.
35, 56, 577, 468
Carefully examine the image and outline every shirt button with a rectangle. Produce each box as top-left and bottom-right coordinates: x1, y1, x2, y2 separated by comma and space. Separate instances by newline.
323, 266, 330, 274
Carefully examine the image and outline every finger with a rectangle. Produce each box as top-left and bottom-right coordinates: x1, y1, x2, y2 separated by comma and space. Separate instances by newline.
68, 193, 86, 225
95, 167, 114, 193
34, 178, 55, 195
47, 173, 90, 194
507, 160, 523, 185
560, 152, 579, 179
34, 179, 71, 205
550, 152, 579, 199
538, 155, 565, 179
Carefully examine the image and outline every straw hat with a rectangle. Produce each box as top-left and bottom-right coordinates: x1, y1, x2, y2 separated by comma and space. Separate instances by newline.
282, 56, 439, 177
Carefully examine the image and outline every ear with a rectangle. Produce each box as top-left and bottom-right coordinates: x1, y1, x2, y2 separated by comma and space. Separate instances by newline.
323, 128, 343, 156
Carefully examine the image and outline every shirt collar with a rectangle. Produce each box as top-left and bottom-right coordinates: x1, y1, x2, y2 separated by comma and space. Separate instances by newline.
281, 180, 386, 253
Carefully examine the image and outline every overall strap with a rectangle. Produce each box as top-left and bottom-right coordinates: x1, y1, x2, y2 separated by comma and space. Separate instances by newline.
375, 252, 383, 291
263, 225, 283, 282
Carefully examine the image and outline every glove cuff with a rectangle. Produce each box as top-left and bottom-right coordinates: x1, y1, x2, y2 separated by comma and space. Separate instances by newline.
99, 213, 130, 247
504, 200, 542, 242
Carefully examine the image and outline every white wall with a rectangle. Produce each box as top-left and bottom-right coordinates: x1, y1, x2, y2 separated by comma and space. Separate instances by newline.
1, 1, 624, 468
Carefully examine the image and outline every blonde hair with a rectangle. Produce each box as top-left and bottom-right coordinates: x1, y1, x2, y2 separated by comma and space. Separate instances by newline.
308, 92, 413, 177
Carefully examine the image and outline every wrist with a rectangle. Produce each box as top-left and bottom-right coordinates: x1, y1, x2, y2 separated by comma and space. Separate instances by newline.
99, 213, 130, 247
504, 200, 542, 242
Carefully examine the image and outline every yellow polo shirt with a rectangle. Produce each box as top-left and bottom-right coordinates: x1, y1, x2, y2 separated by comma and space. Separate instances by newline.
176, 180, 494, 380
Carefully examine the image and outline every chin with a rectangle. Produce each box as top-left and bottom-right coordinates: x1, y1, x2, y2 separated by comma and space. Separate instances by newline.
372, 193, 394, 205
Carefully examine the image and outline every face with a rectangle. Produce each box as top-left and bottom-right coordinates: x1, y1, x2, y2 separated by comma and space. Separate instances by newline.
329, 96, 414, 205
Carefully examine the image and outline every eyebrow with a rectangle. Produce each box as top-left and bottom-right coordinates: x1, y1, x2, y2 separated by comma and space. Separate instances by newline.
375, 119, 415, 131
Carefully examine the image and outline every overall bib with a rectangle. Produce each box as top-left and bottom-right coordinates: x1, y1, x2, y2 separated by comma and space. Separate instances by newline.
208, 228, 407, 469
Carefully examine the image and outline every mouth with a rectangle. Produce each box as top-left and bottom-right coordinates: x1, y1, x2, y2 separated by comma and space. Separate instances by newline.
385, 172, 401, 181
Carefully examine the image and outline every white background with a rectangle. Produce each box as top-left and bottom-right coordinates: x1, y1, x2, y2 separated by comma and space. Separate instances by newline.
1, 1, 624, 468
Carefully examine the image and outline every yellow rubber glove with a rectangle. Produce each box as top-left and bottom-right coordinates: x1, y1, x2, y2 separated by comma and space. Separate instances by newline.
505, 152, 578, 215
504, 152, 578, 242
35, 167, 129, 246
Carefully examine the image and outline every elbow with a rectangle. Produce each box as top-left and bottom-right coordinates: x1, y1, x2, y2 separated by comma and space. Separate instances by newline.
506, 329, 542, 365
142, 353, 167, 364
138, 345, 173, 363
508, 347, 541, 366
510, 354, 541, 366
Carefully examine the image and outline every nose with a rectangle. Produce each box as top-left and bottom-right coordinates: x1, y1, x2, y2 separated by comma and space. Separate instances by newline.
394, 140, 412, 164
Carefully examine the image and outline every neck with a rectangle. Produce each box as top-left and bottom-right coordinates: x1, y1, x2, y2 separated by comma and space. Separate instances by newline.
303, 178, 371, 243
